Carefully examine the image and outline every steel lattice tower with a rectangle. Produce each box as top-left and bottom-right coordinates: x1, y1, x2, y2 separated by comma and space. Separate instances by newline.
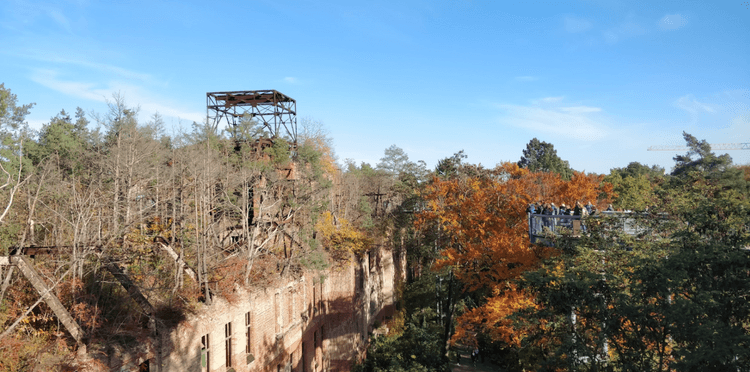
206, 90, 297, 144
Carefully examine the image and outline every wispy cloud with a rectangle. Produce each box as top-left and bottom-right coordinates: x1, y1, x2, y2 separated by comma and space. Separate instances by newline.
17, 52, 155, 83
531, 96, 564, 104
672, 91, 750, 131
603, 20, 647, 43
31, 69, 110, 102
283, 76, 299, 84
559, 106, 602, 114
496, 98, 609, 141
46, 8, 73, 34
563, 15, 593, 33
674, 94, 715, 126
30, 69, 203, 123
675, 94, 714, 114
658, 14, 688, 30
515, 76, 539, 82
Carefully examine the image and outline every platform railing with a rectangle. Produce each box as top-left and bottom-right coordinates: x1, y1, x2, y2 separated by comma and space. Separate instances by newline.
528, 211, 653, 244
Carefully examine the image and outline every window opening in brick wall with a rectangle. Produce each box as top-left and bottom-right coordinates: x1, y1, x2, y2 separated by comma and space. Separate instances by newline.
320, 325, 325, 361
287, 288, 294, 326
288, 351, 294, 372
275, 292, 281, 334
319, 281, 324, 313
201, 334, 210, 371
245, 311, 251, 354
313, 282, 318, 315
225, 322, 233, 368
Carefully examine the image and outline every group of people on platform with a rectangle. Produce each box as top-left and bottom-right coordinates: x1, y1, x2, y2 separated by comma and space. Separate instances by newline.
526, 200, 615, 217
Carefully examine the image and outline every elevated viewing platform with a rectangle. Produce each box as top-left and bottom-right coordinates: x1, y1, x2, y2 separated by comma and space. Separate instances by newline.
207, 90, 298, 142
528, 212, 655, 245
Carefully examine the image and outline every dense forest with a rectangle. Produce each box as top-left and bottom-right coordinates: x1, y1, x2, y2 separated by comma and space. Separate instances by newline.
0, 84, 420, 370
356, 136, 750, 372
2, 83, 750, 371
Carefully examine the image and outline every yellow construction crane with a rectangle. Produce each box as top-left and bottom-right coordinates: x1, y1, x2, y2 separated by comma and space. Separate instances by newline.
648, 143, 750, 151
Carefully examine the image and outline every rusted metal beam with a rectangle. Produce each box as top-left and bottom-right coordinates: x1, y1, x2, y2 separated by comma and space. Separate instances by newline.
104, 262, 157, 331
153, 237, 197, 282
9, 256, 84, 343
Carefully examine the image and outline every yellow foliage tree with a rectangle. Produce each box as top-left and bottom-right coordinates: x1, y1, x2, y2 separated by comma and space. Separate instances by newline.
316, 211, 371, 261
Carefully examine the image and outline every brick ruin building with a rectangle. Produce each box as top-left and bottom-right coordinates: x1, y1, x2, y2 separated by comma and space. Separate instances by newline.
156, 248, 400, 372
0, 90, 403, 371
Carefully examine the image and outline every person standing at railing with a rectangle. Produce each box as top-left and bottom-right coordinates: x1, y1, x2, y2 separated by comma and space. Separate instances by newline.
585, 201, 594, 215
541, 203, 551, 228
560, 203, 569, 215
581, 202, 589, 231
526, 203, 536, 214
550, 203, 559, 229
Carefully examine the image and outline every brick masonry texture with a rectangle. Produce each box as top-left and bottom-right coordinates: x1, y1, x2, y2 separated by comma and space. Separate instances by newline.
156, 247, 400, 372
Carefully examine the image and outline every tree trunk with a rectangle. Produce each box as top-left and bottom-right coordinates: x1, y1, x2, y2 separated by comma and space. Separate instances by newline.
442, 269, 455, 359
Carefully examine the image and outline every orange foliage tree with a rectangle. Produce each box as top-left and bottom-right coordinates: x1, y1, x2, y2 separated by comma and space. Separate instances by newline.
415, 162, 613, 345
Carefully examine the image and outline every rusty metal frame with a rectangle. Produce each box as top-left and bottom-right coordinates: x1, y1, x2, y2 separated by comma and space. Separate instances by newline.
207, 90, 297, 144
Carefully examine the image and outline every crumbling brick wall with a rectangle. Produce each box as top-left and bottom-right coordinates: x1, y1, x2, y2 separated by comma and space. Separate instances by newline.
158, 247, 398, 372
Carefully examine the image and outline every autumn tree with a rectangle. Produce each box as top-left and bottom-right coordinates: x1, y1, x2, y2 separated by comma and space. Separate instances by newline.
516, 133, 750, 371
416, 162, 612, 359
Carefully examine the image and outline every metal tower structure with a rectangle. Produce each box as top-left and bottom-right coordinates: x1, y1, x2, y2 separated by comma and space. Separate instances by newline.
207, 90, 297, 144
648, 143, 750, 151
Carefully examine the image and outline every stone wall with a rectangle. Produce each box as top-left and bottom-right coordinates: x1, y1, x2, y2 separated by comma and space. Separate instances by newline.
156, 247, 399, 372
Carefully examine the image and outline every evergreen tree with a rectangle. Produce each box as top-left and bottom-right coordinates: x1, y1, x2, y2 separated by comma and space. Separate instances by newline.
518, 138, 573, 179
671, 131, 733, 178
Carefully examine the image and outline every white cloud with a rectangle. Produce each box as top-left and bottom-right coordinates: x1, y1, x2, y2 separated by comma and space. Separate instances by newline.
515, 76, 539, 82
31, 69, 109, 102
497, 101, 609, 141
658, 14, 688, 30
283, 76, 298, 84
531, 96, 564, 104
603, 20, 647, 44
21, 53, 155, 83
30, 69, 203, 123
674, 94, 716, 126
26, 119, 47, 131
672, 91, 750, 131
559, 106, 602, 114
46, 8, 72, 34
563, 15, 592, 33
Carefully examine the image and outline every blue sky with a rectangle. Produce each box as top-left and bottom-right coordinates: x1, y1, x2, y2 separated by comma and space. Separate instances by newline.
2, 0, 749, 174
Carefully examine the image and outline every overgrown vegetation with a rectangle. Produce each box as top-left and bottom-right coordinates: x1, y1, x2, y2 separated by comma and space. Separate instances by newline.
0, 86, 399, 369
2, 82, 748, 372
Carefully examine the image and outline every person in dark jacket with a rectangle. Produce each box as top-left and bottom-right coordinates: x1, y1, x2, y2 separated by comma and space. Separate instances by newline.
574, 201, 583, 216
